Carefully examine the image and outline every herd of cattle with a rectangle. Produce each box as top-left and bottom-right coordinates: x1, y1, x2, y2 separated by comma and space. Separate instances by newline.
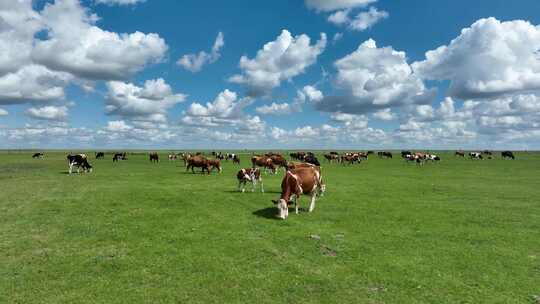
29, 149, 517, 219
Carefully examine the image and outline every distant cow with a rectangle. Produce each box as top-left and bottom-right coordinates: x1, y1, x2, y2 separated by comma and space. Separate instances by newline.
324, 153, 339, 163
501, 151, 515, 160
272, 166, 325, 220
186, 155, 211, 174
378, 151, 393, 159
168, 154, 177, 161
455, 151, 465, 157
426, 154, 441, 162
32, 153, 44, 159
95, 152, 105, 159
113, 152, 127, 162
236, 168, 264, 193
469, 152, 483, 160
401, 151, 412, 158
67, 154, 92, 174
251, 156, 276, 174
304, 154, 320, 166
232, 154, 241, 165
149, 152, 159, 163
270, 155, 288, 171
483, 150, 493, 156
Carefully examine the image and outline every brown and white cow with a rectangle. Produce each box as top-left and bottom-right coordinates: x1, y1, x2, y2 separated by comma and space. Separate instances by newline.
251, 156, 276, 174
270, 154, 288, 172
272, 167, 325, 219
236, 168, 264, 193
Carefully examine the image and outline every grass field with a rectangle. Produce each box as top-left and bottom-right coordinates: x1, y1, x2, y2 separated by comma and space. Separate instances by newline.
1, 151, 540, 303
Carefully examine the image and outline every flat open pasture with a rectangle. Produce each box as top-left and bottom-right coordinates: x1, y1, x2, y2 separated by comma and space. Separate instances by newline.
1, 151, 540, 303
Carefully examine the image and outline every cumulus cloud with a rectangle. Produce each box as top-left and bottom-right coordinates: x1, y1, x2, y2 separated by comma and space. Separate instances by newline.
413, 18, 540, 100
0, 108, 8, 116
229, 30, 327, 97
177, 32, 224, 72
33, 0, 168, 80
349, 7, 388, 31
255, 85, 323, 115
305, 0, 376, 12
373, 108, 395, 121
26, 105, 69, 121
105, 78, 186, 123
0, 65, 71, 104
317, 39, 436, 114
95, 0, 146, 5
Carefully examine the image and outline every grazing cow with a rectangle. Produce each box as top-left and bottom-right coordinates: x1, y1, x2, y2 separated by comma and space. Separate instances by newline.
341, 154, 360, 165
324, 153, 339, 163
483, 150, 493, 156
455, 151, 465, 157
469, 152, 483, 160
149, 152, 159, 163
207, 159, 222, 173
501, 151, 515, 160
304, 154, 320, 166
401, 151, 412, 158
290, 152, 306, 161
232, 154, 241, 165
95, 152, 105, 159
226, 153, 236, 162
32, 152, 44, 159
272, 167, 325, 219
251, 156, 276, 174
186, 155, 211, 174
237, 168, 264, 193
67, 154, 93, 174
426, 154, 441, 162
168, 154, 177, 161
113, 152, 127, 162
378, 151, 393, 159
405, 154, 425, 165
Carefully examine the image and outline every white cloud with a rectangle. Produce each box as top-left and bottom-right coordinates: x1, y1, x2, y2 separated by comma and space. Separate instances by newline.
413, 18, 540, 100
373, 108, 395, 121
177, 32, 224, 72
305, 0, 376, 12
105, 78, 186, 123
332, 32, 344, 43
95, 0, 146, 5
185, 89, 247, 119
255, 85, 323, 115
317, 39, 435, 114
26, 105, 69, 121
0, 65, 71, 104
349, 7, 388, 31
0, 108, 8, 116
33, 0, 168, 80
256, 102, 294, 115
328, 10, 350, 26
229, 30, 327, 97
105, 120, 133, 132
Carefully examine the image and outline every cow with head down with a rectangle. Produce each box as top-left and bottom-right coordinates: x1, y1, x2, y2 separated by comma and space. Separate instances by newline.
272, 166, 325, 220
186, 155, 212, 174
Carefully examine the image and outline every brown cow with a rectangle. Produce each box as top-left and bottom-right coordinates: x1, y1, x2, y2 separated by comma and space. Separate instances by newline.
270, 155, 288, 171
236, 168, 264, 193
186, 155, 211, 174
251, 156, 276, 174
272, 167, 325, 219
207, 159, 222, 173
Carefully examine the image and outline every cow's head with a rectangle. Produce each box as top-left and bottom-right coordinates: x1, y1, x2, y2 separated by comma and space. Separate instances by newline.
272, 199, 289, 219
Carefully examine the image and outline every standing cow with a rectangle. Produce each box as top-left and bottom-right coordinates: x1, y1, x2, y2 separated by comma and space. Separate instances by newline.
237, 168, 264, 193
149, 152, 159, 163
501, 151, 515, 160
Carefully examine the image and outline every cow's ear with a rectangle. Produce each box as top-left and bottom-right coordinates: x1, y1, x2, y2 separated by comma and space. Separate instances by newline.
272, 200, 278, 205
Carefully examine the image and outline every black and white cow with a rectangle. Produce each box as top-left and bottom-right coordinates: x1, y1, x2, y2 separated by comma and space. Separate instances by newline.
501, 151, 515, 160
67, 154, 93, 174
32, 152, 44, 159
469, 152, 483, 160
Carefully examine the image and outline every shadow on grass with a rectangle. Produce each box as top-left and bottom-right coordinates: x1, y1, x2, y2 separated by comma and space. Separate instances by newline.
252, 207, 279, 220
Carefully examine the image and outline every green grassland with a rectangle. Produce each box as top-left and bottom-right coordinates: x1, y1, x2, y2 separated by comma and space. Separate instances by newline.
1, 151, 539, 303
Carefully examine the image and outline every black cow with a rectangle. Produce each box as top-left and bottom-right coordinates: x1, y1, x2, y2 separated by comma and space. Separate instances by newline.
113, 153, 127, 162
32, 153, 44, 159
501, 151, 515, 160
401, 151, 412, 158
304, 154, 320, 166
95, 152, 105, 159
67, 154, 93, 174
378, 151, 393, 159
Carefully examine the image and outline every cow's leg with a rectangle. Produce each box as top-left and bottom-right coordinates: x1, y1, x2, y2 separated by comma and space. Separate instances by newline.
260, 179, 264, 193
69, 162, 74, 174
251, 179, 256, 192
294, 195, 299, 214
308, 194, 317, 212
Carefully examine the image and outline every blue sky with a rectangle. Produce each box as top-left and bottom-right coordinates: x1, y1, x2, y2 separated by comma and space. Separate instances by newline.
2, 0, 540, 149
